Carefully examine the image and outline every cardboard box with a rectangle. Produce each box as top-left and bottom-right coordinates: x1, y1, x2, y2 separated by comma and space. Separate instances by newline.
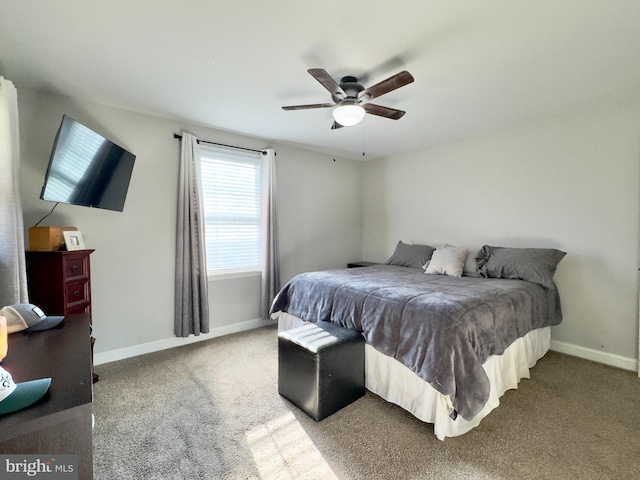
29, 226, 78, 251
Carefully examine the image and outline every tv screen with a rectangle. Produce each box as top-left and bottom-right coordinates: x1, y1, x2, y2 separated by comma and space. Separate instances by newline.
40, 115, 136, 212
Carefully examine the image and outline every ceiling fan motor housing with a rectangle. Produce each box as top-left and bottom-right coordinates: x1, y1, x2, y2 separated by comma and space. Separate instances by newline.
332, 76, 365, 103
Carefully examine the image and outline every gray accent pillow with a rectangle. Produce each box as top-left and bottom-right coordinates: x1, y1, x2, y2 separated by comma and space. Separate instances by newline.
386, 241, 435, 269
462, 247, 481, 277
476, 245, 566, 289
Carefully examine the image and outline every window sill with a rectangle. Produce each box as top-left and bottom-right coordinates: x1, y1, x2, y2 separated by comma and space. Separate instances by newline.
208, 270, 261, 281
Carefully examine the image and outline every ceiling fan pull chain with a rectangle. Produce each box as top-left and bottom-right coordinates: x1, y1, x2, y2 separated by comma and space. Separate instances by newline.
362, 119, 366, 157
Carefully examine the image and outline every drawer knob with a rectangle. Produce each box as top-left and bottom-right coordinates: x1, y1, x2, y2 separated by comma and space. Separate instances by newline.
72, 265, 79, 273
74, 290, 80, 297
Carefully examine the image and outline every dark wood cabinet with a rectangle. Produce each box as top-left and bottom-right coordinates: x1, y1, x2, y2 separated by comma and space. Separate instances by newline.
26, 249, 98, 382
26, 250, 94, 319
0, 314, 93, 479
347, 261, 380, 268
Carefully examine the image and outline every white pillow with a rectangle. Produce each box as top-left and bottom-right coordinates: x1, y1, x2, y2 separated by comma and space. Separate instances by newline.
424, 245, 468, 277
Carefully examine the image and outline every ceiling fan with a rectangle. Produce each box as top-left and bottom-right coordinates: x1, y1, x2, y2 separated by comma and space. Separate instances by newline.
282, 68, 414, 129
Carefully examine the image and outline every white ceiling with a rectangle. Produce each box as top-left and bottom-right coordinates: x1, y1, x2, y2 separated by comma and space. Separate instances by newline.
1, 1, 640, 160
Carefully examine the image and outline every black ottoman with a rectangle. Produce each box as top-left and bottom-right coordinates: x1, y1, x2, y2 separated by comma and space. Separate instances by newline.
278, 321, 365, 421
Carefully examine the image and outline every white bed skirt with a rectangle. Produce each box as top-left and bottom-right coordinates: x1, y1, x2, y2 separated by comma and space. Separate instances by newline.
274, 312, 550, 440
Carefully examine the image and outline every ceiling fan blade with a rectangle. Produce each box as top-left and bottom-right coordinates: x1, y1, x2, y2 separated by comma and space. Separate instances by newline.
282, 103, 335, 111
331, 121, 343, 130
308, 68, 347, 100
358, 70, 414, 103
363, 103, 406, 120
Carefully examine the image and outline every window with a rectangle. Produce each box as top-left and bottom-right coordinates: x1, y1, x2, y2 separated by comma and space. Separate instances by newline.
199, 145, 262, 275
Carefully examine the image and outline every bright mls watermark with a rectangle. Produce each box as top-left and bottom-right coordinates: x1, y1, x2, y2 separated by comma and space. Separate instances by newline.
1, 455, 77, 479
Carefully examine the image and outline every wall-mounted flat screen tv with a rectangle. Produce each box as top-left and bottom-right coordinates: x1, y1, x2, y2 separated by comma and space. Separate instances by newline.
40, 115, 136, 212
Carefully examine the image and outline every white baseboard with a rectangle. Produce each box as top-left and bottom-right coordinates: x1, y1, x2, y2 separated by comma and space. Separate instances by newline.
94, 318, 276, 366
550, 339, 638, 372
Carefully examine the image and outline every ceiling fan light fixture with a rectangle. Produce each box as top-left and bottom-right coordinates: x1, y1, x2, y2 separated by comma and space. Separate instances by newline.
332, 102, 365, 127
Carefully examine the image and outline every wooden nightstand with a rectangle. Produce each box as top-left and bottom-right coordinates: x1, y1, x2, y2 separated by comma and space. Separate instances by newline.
347, 261, 380, 268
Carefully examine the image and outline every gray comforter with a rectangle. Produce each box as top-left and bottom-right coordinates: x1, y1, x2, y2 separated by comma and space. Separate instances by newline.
271, 265, 562, 420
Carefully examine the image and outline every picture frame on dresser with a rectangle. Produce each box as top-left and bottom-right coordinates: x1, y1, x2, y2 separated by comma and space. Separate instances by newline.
63, 230, 86, 251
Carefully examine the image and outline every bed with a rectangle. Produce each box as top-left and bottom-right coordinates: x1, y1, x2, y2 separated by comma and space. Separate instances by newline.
271, 243, 566, 440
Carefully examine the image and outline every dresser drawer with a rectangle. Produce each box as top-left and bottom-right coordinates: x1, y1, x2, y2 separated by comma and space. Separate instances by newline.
65, 256, 89, 280
66, 280, 90, 310
26, 249, 93, 318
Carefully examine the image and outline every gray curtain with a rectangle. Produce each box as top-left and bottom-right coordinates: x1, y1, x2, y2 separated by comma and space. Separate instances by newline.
0, 77, 28, 307
260, 148, 280, 319
174, 133, 210, 336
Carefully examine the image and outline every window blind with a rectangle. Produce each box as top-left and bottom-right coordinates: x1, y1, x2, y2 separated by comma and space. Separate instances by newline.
199, 146, 261, 273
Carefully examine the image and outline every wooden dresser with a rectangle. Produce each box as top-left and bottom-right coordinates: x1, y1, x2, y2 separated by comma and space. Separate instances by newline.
26, 249, 99, 382
25, 250, 95, 318
0, 314, 93, 479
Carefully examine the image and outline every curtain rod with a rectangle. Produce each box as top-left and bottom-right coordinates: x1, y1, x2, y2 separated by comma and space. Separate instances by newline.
173, 133, 267, 155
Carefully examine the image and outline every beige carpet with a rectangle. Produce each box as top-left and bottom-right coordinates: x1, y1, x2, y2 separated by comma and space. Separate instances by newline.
93, 325, 640, 479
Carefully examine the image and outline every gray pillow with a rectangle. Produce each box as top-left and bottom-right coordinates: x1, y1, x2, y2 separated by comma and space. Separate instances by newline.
476, 245, 566, 289
386, 241, 435, 269
462, 247, 481, 277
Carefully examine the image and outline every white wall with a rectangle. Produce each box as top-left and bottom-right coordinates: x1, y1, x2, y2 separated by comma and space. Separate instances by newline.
18, 89, 363, 358
276, 143, 363, 281
363, 100, 640, 369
